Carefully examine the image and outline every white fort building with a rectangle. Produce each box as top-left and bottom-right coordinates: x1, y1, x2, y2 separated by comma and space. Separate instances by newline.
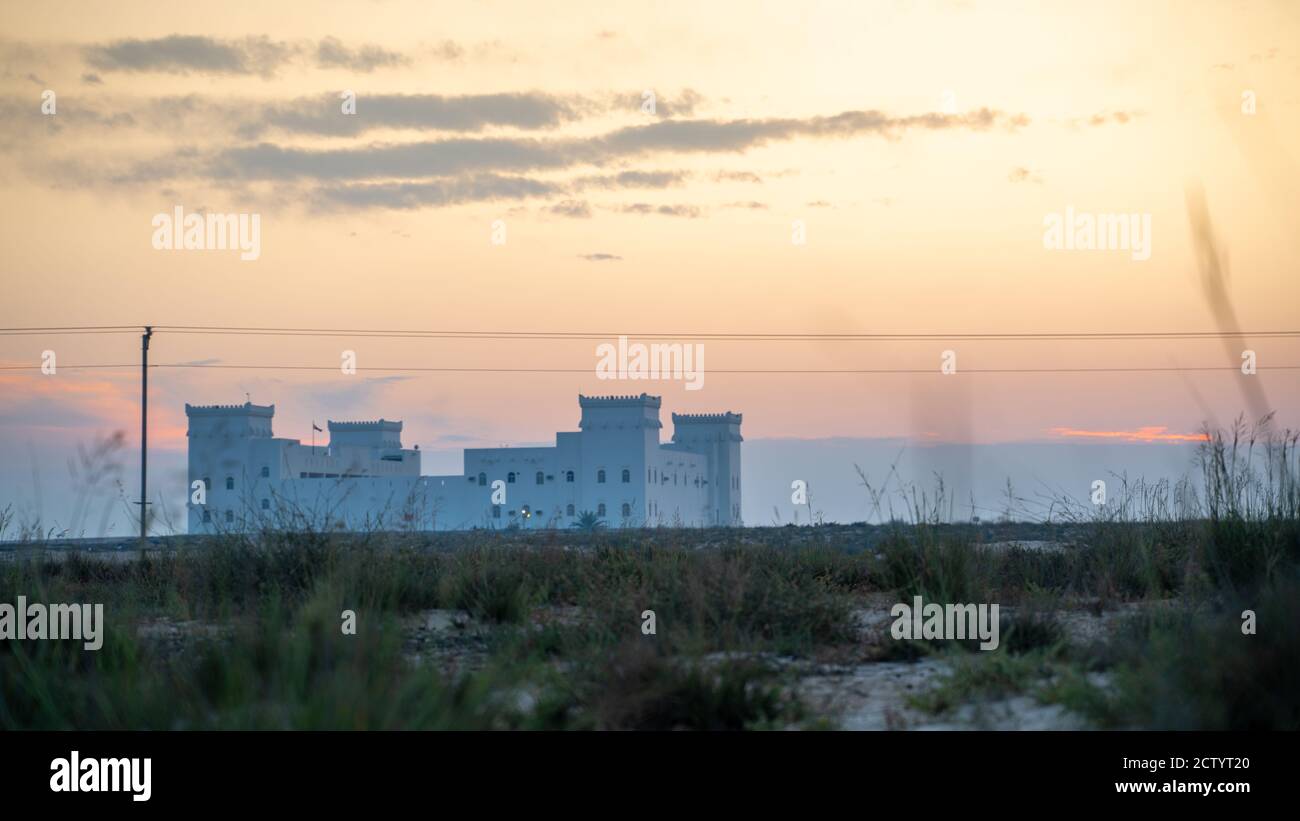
186, 394, 742, 533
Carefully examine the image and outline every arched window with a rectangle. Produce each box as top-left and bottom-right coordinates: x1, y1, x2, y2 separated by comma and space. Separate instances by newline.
621, 469, 630, 484
536, 471, 544, 485
261, 498, 270, 510
507, 472, 516, 484
565, 470, 575, 483
597, 469, 606, 484
566, 504, 575, 516
597, 503, 606, 516
621, 503, 631, 517
226, 476, 234, 490
478, 472, 486, 486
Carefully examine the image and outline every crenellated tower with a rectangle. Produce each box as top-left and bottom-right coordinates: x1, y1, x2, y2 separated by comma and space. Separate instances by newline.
671, 411, 743, 525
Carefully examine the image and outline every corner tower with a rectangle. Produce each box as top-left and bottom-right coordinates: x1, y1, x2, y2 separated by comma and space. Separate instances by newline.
671, 411, 743, 526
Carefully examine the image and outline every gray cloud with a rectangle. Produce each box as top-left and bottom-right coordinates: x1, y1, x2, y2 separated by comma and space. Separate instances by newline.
203, 107, 1025, 183
713, 170, 763, 183
251, 92, 587, 137
579, 253, 622, 261
615, 203, 702, 218
546, 200, 592, 218
316, 37, 409, 72
315, 174, 563, 210
84, 35, 298, 77
575, 169, 689, 189
723, 200, 767, 209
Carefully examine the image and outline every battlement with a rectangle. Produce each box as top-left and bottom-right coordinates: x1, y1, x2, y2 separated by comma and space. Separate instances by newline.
579, 393, 662, 408
186, 402, 275, 417
672, 412, 742, 425
328, 419, 402, 431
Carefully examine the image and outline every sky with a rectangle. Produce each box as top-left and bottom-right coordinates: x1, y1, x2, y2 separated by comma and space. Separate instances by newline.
0, 0, 1297, 535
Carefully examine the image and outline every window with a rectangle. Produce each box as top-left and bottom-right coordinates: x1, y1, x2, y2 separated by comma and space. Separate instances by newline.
226, 476, 234, 490
597, 503, 606, 516
478, 472, 486, 486
621, 469, 630, 484
507, 472, 516, 484
202, 509, 211, 523
621, 503, 631, 517
261, 498, 270, 510
566, 504, 575, 516
492, 505, 501, 519
597, 469, 606, 483
261, 466, 269, 478
203, 477, 210, 492
536, 471, 544, 485
565, 470, 574, 483
224, 510, 233, 523
648, 469, 653, 482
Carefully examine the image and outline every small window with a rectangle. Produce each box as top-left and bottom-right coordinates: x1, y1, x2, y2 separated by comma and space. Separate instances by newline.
260, 466, 269, 478
621, 469, 630, 484
648, 469, 653, 482
597, 469, 606, 484
621, 503, 631, 517
226, 476, 234, 490
203, 476, 211, 491
536, 471, 544, 485
566, 470, 575, 483
492, 505, 501, 519
202, 509, 211, 523
507, 472, 516, 484
478, 472, 486, 486
224, 510, 233, 523
261, 498, 270, 510
597, 503, 606, 516
566, 504, 575, 516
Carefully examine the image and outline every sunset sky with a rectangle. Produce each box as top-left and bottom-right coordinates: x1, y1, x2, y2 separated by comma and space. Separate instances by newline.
1, 0, 1297, 533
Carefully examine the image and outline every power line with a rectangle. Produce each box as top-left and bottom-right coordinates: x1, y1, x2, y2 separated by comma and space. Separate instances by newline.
4, 362, 1296, 374
149, 325, 1300, 341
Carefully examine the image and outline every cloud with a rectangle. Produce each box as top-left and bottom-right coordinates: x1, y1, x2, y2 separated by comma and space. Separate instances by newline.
545, 199, 592, 218
575, 169, 690, 189
615, 203, 701, 217
1069, 109, 1144, 128
713, 170, 763, 183
315, 37, 409, 71
84, 35, 298, 77
252, 92, 588, 137
80, 72, 102, 84
315, 174, 563, 210
1007, 166, 1042, 184
723, 200, 767, 209
202, 107, 1025, 183
1049, 426, 1209, 443
579, 253, 622, 261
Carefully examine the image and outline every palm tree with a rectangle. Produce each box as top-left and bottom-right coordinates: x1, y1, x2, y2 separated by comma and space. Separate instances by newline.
570, 510, 606, 532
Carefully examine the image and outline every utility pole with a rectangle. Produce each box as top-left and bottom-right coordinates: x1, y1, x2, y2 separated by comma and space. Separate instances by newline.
139, 325, 153, 546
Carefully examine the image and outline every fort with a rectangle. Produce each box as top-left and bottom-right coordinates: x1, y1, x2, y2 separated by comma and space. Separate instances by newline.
185, 393, 742, 533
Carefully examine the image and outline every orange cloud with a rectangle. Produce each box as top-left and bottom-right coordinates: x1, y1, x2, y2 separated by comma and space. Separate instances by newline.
1049, 426, 1209, 443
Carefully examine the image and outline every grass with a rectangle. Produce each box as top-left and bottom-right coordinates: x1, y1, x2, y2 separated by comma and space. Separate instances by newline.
2, 420, 1297, 729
